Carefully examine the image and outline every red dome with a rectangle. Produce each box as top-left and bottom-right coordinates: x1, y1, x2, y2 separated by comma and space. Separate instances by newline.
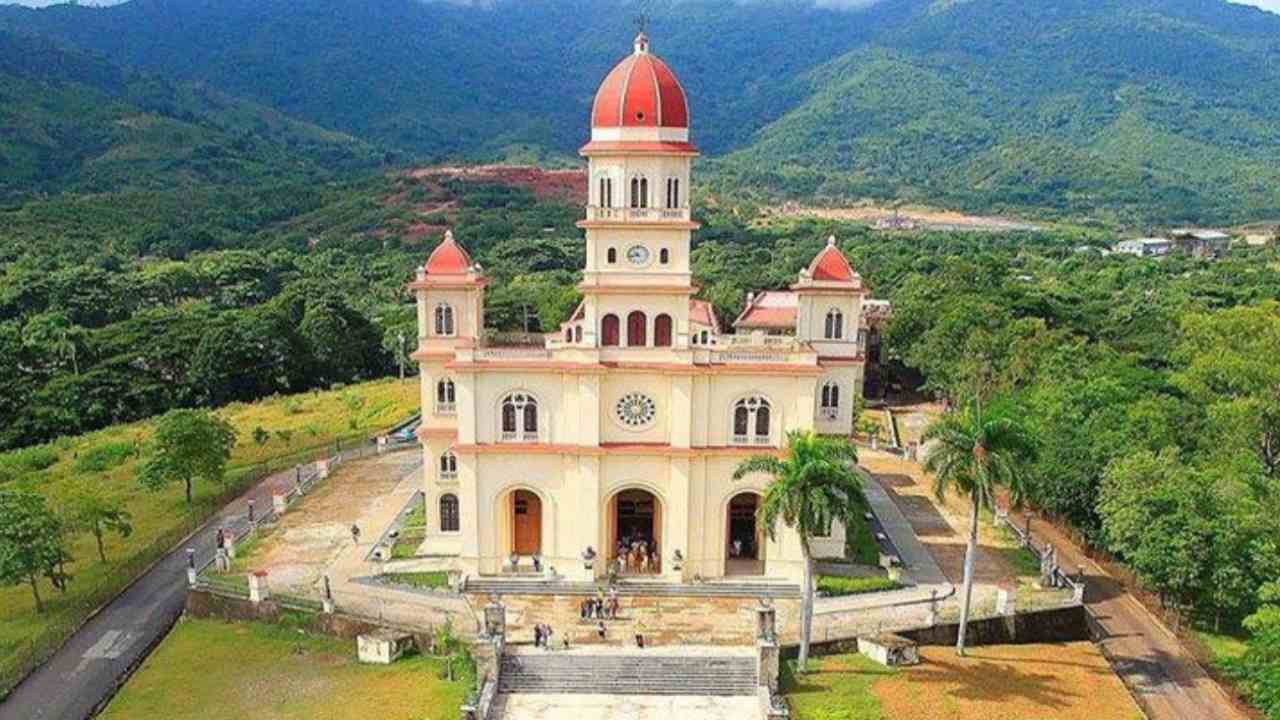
591, 33, 689, 129
425, 230, 472, 275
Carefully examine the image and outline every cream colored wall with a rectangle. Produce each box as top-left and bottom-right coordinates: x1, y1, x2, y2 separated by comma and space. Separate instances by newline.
814, 364, 865, 436
584, 226, 692, 278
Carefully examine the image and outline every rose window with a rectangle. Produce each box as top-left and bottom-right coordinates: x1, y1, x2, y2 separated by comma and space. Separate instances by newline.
615, 393, 657, 429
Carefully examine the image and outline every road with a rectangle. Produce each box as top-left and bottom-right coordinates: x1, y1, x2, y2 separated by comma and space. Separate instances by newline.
1021, 513, 1245, 720
0, 464, 312, 720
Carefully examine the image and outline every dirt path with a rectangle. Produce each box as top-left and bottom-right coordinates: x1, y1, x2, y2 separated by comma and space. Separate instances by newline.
1014, 513, 1246, 720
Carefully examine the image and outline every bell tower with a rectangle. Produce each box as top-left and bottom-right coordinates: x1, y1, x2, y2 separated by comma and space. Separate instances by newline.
575, 33, 700, 349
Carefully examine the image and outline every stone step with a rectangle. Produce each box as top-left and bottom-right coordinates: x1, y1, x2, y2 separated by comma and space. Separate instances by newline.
497, 654, 758, 696
465, 579, 800, 598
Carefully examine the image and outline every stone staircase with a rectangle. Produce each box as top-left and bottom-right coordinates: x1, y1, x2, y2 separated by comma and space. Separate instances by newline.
498, 651, 759, 696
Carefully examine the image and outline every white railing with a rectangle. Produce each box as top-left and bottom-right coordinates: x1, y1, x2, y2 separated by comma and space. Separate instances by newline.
499, 431, 540, 444
819, 407, 839, 421
723, 335, 801, 349
477, 348, 551, 361
585, 206, 690, 223
439, 470, 458, 481
733, 434, 774, 447
715, 351, 792, 364
435, 402, 456, 415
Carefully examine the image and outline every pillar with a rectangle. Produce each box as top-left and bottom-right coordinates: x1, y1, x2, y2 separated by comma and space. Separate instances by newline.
248, 570, 270, 603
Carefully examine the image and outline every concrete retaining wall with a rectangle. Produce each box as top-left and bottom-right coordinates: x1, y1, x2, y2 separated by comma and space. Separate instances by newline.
794, 604, 1088, 658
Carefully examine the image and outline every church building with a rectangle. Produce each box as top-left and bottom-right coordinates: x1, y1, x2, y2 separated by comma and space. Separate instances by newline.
411, 33, 888, 584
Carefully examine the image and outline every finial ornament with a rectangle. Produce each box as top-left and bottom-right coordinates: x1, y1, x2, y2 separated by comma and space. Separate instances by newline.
444, 229, 456, 243
827, 234, 837, 247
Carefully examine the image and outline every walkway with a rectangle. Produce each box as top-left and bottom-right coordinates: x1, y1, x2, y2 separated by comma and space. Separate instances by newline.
0, 460, 324, 720
1013, 511, 1246, 720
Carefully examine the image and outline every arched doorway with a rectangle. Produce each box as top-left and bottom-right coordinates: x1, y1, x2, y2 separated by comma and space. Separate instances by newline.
726, 492, 765, 576
606, 489, 662, 575
511, 490, 542, 556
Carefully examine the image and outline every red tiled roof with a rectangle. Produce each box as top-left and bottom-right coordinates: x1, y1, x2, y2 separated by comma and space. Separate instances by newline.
591, 33, 689, 129
424, 230, 472, 275
688, 299, 719, 330
734, 291, 798, 329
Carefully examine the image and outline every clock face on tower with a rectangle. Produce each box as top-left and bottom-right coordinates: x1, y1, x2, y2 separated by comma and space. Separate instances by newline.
626, 245, 651, 266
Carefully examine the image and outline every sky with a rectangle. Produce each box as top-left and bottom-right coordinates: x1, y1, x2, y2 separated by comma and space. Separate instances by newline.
4, 0, 1280, 10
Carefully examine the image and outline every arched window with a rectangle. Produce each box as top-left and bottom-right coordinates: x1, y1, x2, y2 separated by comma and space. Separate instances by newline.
601, 314, 620, 347
434, 304, 455, 336
666, 177, 680, 209
564, 327, 573, 342
598, 177, 613, 208
626, 311, 647, 347
574, 325, 583, 343
436, 379, 456, 414
733, 396, 772, 445
654, 314, 673, 347
440, 494, 459, 532
700, 330, 710, 345
659, 248, 670, 265
820, 382, 840, 419
824, 309, 843, 340
630, 175, 648, 208
500, 392, 539, 442
439, 452, 457, 480
607, 247, 618, 264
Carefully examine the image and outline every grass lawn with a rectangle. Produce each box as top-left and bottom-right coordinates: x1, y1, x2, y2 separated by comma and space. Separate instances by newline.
383, 571, 451, 590
1196, 628, 1249, 665
100, 618, 467, 720
0, 378, 418, 697
784, 643, 1143, 720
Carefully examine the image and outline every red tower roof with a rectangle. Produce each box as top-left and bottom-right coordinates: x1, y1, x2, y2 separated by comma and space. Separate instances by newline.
591, 33, 689, 130
807, 236, 857, 283
424, 230, 472, 275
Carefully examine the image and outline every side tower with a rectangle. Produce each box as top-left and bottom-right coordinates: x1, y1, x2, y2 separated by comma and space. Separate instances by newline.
570, 32, 700, 350
410, 230, 487, 556
793, 236, 868, 435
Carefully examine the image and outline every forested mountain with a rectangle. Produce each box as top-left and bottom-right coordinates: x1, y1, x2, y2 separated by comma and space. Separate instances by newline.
0, 29, 378, 198
4, 0, 1280, 222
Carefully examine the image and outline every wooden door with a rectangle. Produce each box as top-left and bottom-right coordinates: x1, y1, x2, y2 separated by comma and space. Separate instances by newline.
512, 490, 541, 555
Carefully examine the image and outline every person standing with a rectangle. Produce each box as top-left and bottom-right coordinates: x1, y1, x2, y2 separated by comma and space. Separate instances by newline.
350, 524, 361, 544
533, 624, 543, 648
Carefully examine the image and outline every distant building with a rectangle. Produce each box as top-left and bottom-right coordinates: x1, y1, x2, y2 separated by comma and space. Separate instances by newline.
1168, 229, 1232, 259
1114, 237, 1172, 258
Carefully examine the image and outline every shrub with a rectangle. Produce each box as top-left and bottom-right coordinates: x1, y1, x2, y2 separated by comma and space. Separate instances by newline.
0, 445, 61, 481
74, 441, 137, 473
816, 575, 902, 597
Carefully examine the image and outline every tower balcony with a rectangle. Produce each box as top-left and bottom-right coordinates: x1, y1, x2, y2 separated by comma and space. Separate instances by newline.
582, 206, 691, 224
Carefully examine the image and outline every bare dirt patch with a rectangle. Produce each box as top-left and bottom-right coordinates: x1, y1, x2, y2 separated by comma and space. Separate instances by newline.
234, 453, 419, 596
872, 643, 1143, 720
764, 203, 1044, 233
407, 164, 587, 204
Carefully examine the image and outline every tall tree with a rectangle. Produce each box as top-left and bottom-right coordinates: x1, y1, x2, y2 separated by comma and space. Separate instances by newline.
58, 482, 133, 563
733, 431, 867, 671
922, 399, 1035, 656
138, 409, 237, 504
0, 489, 70, 613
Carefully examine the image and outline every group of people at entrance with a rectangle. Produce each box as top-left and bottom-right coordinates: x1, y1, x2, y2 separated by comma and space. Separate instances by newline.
580, 587, 621, 621
613, 535, 659, 575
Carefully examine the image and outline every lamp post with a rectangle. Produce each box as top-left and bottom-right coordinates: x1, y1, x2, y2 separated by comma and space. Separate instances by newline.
397, 331, 406, 381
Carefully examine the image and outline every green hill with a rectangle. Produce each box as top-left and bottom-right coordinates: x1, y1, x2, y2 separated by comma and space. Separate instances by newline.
718, 0, 1280, 224
4, 0, 1280, 221
0, 29, 378, 198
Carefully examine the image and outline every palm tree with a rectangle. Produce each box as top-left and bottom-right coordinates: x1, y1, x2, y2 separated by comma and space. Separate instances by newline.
922, 399, 1034, 656
733, 430, 868, 671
